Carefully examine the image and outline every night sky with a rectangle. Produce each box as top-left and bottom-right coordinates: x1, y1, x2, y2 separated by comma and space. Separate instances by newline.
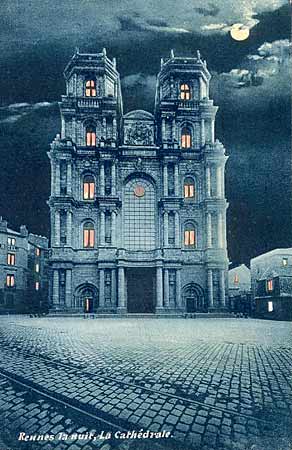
0, 0, 290, 265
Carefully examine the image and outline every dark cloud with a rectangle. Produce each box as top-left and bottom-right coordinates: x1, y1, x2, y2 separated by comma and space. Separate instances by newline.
194, 3, 220, 17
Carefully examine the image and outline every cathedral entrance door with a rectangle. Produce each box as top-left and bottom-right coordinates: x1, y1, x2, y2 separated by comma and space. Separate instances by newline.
127, 268, 155, 313
84, 297, 93, 313
186, 296, 197, 313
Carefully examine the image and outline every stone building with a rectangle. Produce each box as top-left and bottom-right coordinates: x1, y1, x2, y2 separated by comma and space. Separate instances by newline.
251, 248, 292, 320
228, 264, 252, 316
48, 48, 229, 314
0, 217, 49, 313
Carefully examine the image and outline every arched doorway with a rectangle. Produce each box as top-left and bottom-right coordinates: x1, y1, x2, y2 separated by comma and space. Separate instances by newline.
74, 283, 98, 313
183, 283, 206, 312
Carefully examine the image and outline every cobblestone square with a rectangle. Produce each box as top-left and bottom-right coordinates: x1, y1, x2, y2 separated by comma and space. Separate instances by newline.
0, 317, 291, 450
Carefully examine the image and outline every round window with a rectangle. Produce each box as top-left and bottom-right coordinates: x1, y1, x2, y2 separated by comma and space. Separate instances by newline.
134, 185, 145, 197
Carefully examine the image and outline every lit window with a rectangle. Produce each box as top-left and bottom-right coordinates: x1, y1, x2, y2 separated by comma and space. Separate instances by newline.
85, 79, 96, 97
7, 237, 16, 246
181, 128, 192, 149
7, 253, 15, 266
184, 177, 195, 199
83, 175, 95, 200
35, 248, 40, 256
83, 222, 95, 248
234, 274, 239, 284
85, 298, 90, 312
35, 263, 40, 273
6, 274, 15, 287
180, 83, 191, 100
267, 279, 273, 292
282, 257, 288, 266
268, 301, 273, 312
184, 226, 196, 247
86, 126, 96, 147
35, 281, 40, 291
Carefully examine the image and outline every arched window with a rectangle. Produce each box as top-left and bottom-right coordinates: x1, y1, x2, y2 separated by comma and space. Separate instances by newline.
180, 83, 191, 100
85, 79, 96, 97
184, 224, 196, 248
184, 177, 195, 199
86, 126, 96, 147
83, 222, 95, 248
181, 127, 192, 149
83, 175, 95, 200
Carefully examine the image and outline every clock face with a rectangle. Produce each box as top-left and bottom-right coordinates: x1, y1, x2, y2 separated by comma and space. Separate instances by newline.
134, 185, 145, 197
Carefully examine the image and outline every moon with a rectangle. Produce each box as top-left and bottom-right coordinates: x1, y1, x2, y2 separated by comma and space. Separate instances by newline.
230, 24, 250, 41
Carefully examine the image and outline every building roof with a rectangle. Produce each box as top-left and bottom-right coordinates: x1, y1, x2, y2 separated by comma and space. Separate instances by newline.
251, 248, 292, 263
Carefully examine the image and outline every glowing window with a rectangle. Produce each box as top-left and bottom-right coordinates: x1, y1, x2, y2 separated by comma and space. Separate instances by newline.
7, 253, 15, 266
35, 263, 40, 273
83, 175, 95, 200
7, 237, 16, 246
181, 128, 192, 149
267, 279, 273, 292
234, 274, 239, 284
85, 79, 96, 97
83, 222, 95, 248
6, 274, 15, 287
35, 281, 40, 291
184, 177, 195, 199
184, 226, 196, 248
180, 83, 191, 100
282, 257, 288, 266
86, 127, 96, 147
268, 301, 273, 312
35, 247, 40, 256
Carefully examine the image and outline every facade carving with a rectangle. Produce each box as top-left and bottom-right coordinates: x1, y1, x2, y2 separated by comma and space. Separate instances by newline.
48, 48, 229, 314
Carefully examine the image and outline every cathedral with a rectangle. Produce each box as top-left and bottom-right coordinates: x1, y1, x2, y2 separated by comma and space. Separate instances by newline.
48, 48, 229, 314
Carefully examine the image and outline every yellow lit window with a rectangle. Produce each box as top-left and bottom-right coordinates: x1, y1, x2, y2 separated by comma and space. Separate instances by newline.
8, 237, 16, 246
85, 79, 96, 97
86, 128, 96, 147
282, 257, 288, 266
7, 253, 15, 266
268, 301, 273, 312
83, 175, 95, 200
83, 222, 95, 248
35, 281, 40, 291
180, 83, 191, 100
35, 247, 40, 256
181, 128, 192, 149
6, 274, 15, 287
267, 279, 273, 292
184, 228, 196, 247
35, 263, 40, 273
234, 274, 239, 284
184, 178, 195, 198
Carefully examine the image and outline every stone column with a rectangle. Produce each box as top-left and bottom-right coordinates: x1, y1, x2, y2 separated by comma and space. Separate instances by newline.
102, 117, 106, 139
163, 212, 168, 247
162, 118, 166, 141
207, 269, 213, 309
55, 210, 60, 246
118, 267, 126, 310
67, 161, 72, 196
211, 119, 215, 143
50, 161, 54, 196
66, 210, 72, 247
99, 269, 105, 308
111, 269, 116, 306
176, 269, 182, 309
113, 118, 117, 140
206, 165, 211, 198
172, 118, 176, 141
156, 267, 163, 309
217, 212, 224, 249
163, 163, 168, 196
164, 269, 169, 308
221, 166, 225, 198
175, 212, 180, 247
201, 119, 205, 146
219, 270, 226, 308
55, 161, 60, 196
111, 162, 116, 196
52, 270, 59, 307
111, 211, 116, 246
174, 164, 179, 196
207, 212, 212, 248
216, 166, 222, 198
100, 162, 105, 196
65, 269, 72, 308
100, 211, 105, 245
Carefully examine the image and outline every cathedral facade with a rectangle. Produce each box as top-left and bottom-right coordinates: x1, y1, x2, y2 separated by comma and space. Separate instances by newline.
48, 48, 229, 314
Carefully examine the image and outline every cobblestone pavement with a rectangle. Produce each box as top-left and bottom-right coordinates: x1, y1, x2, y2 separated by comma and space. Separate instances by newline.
0, 317, 291, 450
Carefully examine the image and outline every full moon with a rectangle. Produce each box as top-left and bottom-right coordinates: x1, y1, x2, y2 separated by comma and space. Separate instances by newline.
230, 24, 250, 41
